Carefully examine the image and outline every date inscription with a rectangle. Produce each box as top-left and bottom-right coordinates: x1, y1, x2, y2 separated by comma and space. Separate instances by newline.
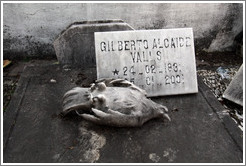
95, 28, 198, 96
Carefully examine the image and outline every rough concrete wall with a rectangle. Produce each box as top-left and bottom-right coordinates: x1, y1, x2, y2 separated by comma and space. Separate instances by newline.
3, 3, 243, 59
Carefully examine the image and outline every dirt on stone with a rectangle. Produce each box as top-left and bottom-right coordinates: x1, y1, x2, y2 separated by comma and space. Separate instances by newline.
196, 51, 242, 69
3, 77, 18, 112
3, 52, 243, 129
196, 51, 243, 130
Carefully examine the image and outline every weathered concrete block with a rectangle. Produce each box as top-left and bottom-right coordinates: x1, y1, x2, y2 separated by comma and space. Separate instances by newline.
53, 20, 134, 68
223, 64, 243, 106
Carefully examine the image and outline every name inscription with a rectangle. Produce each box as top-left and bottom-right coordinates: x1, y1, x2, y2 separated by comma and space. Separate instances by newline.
95, 28, 198, 97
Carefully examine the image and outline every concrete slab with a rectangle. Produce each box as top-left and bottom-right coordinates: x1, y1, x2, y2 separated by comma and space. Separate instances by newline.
223, 64, 243, 106
3, 65, 243, 163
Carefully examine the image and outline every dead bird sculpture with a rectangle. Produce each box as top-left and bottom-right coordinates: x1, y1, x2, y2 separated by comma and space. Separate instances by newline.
62, 78, 170, 127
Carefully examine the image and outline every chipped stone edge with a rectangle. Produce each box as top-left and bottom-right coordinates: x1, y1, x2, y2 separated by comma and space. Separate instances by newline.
198, 76, 243, 152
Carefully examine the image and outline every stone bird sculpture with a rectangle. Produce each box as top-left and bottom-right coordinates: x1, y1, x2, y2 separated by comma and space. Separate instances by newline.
62, 78, 170, 127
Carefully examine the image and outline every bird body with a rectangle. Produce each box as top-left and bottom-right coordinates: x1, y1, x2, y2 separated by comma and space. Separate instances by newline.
62, 79, 170, 127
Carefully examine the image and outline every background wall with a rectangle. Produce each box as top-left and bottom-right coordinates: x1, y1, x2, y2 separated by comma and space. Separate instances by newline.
3, 3, 243, 59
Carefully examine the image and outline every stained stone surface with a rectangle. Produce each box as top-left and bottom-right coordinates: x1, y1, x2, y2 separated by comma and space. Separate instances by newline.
53, 20, 134, 68
223, 64, 243, 106
95, 28, 198, 97
3, 64, 242, 163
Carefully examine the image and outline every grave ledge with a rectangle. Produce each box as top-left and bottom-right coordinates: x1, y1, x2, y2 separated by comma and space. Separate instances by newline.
3, 64, 243, 163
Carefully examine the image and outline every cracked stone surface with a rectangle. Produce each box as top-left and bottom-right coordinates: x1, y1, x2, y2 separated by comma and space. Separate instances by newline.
3, 64, 243, 163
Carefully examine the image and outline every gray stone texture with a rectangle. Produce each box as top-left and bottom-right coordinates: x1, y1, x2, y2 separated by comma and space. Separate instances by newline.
223, 64, 243, 106
53, 20, 134, 68
3, 3, 243, 59
3, 64, 243, 163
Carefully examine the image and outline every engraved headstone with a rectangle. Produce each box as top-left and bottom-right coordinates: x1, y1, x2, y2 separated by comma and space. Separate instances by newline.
95, 28, 198, 96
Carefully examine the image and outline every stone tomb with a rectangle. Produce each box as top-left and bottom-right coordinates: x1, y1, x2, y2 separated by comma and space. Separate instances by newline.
53, 20, 134, 68
95, 28, 198, 96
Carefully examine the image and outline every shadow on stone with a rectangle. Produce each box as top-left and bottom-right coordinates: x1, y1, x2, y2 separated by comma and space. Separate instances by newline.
3, 64, 243, 163
53, 20, 134, 68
